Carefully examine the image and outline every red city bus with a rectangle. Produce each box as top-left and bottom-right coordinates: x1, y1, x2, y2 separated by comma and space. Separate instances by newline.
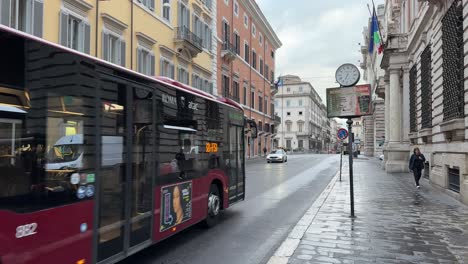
0, 25, 256, 264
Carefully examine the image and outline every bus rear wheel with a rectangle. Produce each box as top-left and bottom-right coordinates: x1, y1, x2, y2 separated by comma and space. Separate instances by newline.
204, 184, 221, 228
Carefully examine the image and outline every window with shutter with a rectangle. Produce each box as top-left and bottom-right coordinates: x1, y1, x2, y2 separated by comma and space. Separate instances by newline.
208, 27, 212, 50
252, 51, 256, 69
244, 43, 249, 63
178, 67, 189, 84
68, 16, 81, 50
150, 53, 155, 76
251, 91, 255, 108
0, 0, 42, 36
83, 22, 90, 54
59, 11, 69, 46
139, 0, 154, 10
137, 48, 143, 73
203, 23, 209, 49
32, 0, 43, 37
162, 0, 171, 21
178, 2, 189, 28
0, 0, 11, 26
120, 41, 126, 66
260, 59, 263, 75
243, 86, 247, 105
59, 9, 89, 53
258, 96, 262, 112
102, 32, 110, 61
160, 58, 165, 76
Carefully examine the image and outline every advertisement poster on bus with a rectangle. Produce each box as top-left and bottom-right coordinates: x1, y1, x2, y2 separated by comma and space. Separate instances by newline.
326, 84, 372, 118
160, 181, 193, 232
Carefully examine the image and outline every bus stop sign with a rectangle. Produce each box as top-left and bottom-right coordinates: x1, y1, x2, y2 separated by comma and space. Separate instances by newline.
337, 128, 348, 141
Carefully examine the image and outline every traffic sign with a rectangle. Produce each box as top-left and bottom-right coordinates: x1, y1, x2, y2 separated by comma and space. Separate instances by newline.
337, 128, 348, 140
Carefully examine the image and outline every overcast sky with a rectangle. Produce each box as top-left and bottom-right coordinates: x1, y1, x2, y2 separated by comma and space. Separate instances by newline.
257, 0, 384, 103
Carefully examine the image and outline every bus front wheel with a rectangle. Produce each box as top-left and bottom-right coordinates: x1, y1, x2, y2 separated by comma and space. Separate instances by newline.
204, 184, 221, 227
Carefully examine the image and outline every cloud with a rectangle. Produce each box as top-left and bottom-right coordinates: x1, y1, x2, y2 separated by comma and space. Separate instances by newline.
257, 0, 383, 102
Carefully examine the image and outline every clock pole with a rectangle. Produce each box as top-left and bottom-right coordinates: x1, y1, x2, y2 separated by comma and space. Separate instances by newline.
334, 63, 360, 218
347, 118, 355, 218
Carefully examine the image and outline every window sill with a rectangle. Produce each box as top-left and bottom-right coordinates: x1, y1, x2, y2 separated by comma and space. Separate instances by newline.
440, 118, 464, 133
418, 127, 432, 137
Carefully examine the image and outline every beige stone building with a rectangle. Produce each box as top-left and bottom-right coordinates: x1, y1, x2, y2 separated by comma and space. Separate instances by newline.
372, 0, 468, 205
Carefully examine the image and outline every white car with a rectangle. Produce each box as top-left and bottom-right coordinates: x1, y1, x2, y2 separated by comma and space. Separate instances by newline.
267, 149, 288, 163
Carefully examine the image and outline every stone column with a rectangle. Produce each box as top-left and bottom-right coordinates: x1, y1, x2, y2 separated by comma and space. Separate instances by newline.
384, 80, 390, 144
382, 77, 390, 169
385, 68, 411, 173
389, 68, 402, 143
401, 67, 410, 142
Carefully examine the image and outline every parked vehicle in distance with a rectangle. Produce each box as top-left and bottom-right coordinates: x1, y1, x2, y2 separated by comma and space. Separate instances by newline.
266, 149, 288, 163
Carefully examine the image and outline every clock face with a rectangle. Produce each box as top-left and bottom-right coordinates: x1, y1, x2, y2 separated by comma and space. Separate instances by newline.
335, 64, 360, 87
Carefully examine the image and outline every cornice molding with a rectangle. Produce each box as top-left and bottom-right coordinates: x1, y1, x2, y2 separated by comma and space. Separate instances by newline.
238, 0, 282, 49
101, 13, 128, 31
136, 32, 157, 46
63, 0, 93, 12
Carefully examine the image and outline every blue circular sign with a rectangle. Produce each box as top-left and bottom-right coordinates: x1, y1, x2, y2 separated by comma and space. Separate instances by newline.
77, 186, 86, 199
337, 128, 348, 140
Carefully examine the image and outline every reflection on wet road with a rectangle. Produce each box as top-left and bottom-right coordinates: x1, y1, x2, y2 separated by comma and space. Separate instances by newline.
120, 154, 339, 264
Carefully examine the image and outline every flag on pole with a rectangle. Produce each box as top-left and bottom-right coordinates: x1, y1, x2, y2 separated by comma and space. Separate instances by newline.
368, 10, 383, 54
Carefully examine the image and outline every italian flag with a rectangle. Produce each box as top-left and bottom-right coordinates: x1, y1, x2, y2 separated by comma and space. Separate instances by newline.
369, 10, 383, 54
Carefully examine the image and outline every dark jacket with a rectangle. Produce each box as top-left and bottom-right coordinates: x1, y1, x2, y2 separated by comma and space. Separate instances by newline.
409, 153, 426, 171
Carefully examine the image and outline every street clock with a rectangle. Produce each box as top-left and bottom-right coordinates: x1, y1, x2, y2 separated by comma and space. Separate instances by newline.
335, 63, 360, 87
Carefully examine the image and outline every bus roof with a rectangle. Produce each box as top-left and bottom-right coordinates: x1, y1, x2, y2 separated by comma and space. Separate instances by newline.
0, 25, 244, 113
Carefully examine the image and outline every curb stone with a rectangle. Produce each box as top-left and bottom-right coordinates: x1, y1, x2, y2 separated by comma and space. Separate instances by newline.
266, 170, 340, 264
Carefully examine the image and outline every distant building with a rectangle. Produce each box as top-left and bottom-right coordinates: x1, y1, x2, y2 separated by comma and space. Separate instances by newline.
274, 75, 329, 152
329, 119, 339, 152
360, 4, 386, 158
217, 0, 282, 158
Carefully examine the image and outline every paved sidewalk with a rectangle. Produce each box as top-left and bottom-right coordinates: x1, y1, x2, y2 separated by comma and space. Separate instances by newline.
269, 158, 468, 264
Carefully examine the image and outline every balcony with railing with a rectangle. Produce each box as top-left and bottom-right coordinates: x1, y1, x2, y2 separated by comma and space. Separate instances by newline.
221, 41, 237, 62
174, 27, 203, 57
274, 114, 281, 124
271, 82, 278, 95
223, 92, 240, 103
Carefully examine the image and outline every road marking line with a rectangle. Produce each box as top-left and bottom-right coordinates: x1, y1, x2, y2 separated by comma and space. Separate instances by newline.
266, 170, 339, 264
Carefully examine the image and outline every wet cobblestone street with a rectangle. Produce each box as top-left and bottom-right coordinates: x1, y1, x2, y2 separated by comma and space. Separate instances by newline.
289, 159, 468, 264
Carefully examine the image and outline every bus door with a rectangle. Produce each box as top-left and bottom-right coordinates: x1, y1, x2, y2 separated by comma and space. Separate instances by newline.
97, 79, 155, 262
228, 125, 244, 203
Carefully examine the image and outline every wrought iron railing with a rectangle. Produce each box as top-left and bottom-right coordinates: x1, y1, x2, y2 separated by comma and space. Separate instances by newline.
175, 27, 203, 50
222, 41, 236, 53
409, 65, 417, 132
442, 0, 464, 122
274, 115, 281, 123
421, 45, 432, 128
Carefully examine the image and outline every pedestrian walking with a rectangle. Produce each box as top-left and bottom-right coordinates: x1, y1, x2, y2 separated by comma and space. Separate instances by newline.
263, 147, 267, 157
409, 147, 425, 189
